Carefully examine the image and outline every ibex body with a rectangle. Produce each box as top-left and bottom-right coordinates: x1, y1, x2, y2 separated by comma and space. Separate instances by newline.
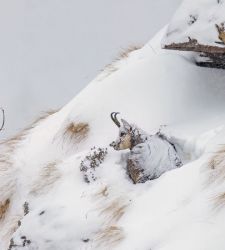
110, 113, 182, 183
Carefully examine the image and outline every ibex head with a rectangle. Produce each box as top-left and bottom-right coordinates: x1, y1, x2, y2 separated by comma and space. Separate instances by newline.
110, 112, 133, 150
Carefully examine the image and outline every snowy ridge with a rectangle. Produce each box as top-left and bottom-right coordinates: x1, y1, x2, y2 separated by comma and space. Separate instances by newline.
1, 20, 225, 250
163, 0, 225, 46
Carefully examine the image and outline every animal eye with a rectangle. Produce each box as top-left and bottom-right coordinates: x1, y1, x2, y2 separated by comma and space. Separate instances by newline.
120, 132, 126, 137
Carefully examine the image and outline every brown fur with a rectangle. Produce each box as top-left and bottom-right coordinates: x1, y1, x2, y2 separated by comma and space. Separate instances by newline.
63, 122, 89, 144
30, 162, 61, 196
117, 134, 132, 150
127, 159, 143, 184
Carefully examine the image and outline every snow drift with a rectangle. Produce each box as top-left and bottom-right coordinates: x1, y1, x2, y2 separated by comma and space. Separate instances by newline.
164, 0, 225, 46
1, 2, 225, 250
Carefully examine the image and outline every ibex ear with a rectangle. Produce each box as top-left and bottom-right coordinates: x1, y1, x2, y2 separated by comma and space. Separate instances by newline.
121, 119, 132, 131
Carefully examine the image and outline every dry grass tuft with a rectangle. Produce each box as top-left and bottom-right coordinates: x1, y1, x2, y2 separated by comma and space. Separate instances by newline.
1, 109, 58, 147
0, 110, 58, 201
96, 186, 109, 198
92, 186, 128, 248
0, 110, 58, 247
95, 226, 124, 247
0, 199, 10, 220
206, 145, 225, 210
30, 162, 61, 196
207, 147, 225, 185
100, 200, 128, 224
63, 122, 89, 144
118, 45, 142, 59
93, 197, 128, 248
214, 192, 225, 211
98, 45, 142, 80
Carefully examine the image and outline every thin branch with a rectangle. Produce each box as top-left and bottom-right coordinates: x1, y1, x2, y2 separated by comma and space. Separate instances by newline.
164, 40, 225, 54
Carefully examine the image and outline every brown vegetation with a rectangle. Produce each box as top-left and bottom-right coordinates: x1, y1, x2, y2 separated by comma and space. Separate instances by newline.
0, 199, 10, 220
206, 146, 225, 210
95, 186, 109, 197
98, 45, 143, 80
94, 196, 128, 248
0, 110, 58, 200
100, 199, 127, 224
127, 159, 144, 184
63, 122, 89, 144
207, 147, 225, 185
118, 45, 142, 59
95, 226, 124, 247
30, 162, 61, 196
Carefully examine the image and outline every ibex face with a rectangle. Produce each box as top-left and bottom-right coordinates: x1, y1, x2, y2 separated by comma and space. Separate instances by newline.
110, 112, 133, 150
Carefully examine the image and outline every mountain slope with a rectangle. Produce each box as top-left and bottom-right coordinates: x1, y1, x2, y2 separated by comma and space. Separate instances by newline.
1, 19, 225, 250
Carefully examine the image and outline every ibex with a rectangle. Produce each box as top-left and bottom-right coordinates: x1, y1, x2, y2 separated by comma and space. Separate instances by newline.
110, 112, 182, 184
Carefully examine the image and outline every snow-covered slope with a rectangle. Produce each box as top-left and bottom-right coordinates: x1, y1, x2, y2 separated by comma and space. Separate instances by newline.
2, 18, 225, 250
163, 0, 225, 46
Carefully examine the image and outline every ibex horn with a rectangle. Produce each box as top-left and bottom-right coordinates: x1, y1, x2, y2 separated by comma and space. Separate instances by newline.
0, 108, 5, 131
110, 112, 121, 127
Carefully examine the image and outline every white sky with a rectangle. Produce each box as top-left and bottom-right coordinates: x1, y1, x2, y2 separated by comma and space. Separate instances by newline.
0, 0, 181, 138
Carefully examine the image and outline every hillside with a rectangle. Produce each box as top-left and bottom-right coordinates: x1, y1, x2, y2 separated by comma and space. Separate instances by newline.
1, 1, 225, 250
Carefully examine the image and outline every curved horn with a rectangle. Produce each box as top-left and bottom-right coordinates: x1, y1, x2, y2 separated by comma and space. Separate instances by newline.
110, 112, 121, 127
0, 108, 5, 131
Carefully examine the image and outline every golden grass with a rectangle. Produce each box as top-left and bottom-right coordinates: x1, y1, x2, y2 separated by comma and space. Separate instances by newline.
96, 186, 109, 198
95, 226, 124, 248
100, 200, 128, 224
0, 110, 58, 200
98, 45, 143, 80
63, 122, 89, 144
0, 199, 10, 220
213, 192, 225, 211
206, 145, 225, 210
207, 147, 225, 185
119, 45, 142, 59
94, 195, 128, 247
30, 162, 61, 196
0, 109, 58, 147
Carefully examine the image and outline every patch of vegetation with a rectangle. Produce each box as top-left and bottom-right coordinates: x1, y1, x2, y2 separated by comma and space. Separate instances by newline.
80, 147, 108, 183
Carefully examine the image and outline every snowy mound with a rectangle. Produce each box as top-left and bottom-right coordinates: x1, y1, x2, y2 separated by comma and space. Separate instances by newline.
163, 0, 225, 46
2, 14, 225, 250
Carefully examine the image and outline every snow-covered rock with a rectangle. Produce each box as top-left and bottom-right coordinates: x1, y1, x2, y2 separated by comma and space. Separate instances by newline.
163, 0, 225, 46
1, 4, 225, 250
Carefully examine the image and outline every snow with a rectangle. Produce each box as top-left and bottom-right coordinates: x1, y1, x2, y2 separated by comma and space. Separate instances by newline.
0, 0, 181, 139
1, 10, 225, 250
163, 0, 225, 46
